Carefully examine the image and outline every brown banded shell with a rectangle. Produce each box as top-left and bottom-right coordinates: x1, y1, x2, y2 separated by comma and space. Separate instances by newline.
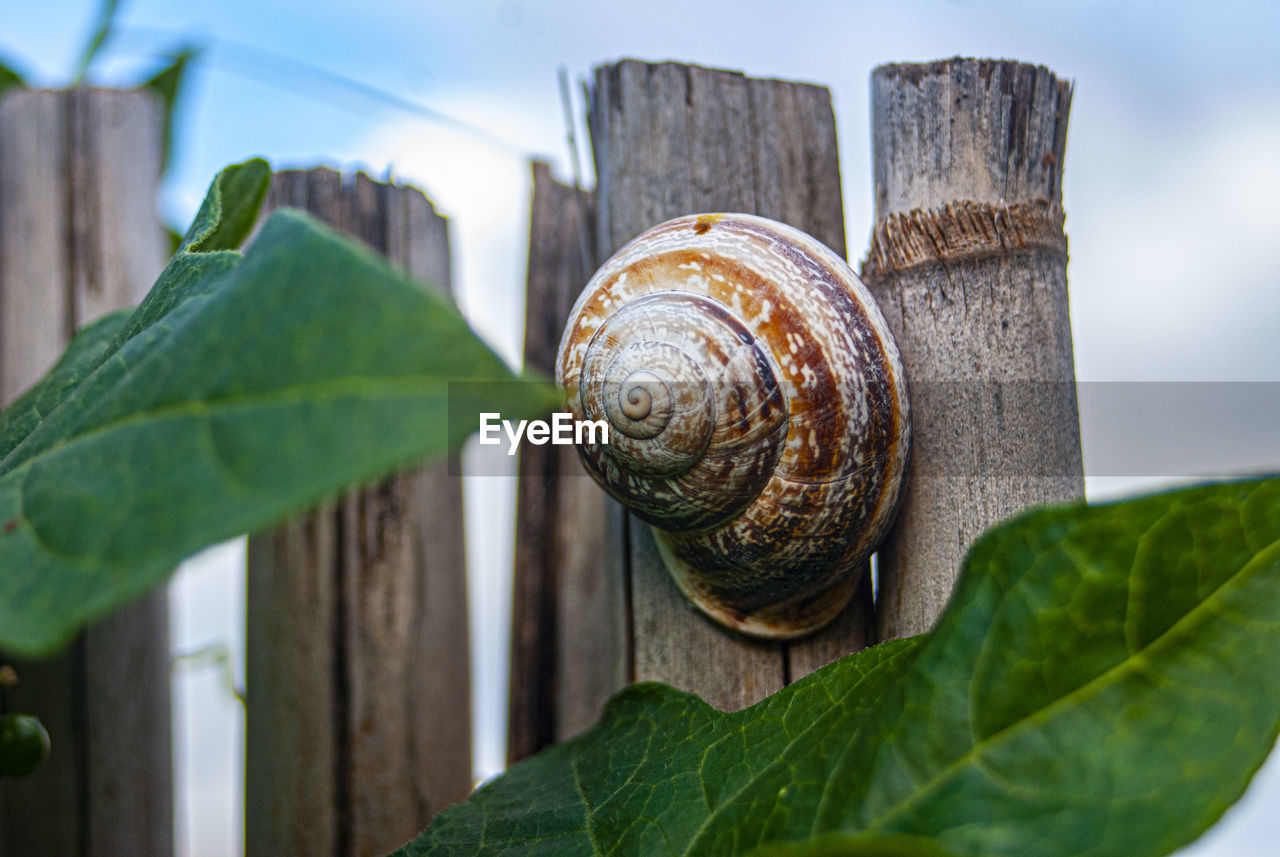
555, 213, 910, 640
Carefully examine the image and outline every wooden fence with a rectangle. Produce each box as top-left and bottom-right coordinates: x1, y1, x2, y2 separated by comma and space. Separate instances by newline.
0, 86, 173, 857
245, 169, 471, 857
863, 59, 1083, 639
0, 53, 1083, 856
508, 57, 1082, 758
506, 162, 621, 762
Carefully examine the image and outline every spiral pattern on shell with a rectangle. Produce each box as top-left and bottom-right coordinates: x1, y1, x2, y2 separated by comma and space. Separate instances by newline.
556, 213, 910, 639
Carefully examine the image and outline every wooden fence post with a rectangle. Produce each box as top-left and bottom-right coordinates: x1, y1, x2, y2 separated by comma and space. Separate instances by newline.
507, 162, 629, 763
578, 59, 875, 712
244, 169, 471, 857
862, 59, 1085, 641
0, 87, 172, 857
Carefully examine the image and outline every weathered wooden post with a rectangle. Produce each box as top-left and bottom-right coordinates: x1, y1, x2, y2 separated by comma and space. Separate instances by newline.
526, 59, 874, 715
861, 59, 1084, 640
507, 162, 628, 763
245, 169, 471, 857
0, 87, 172, 857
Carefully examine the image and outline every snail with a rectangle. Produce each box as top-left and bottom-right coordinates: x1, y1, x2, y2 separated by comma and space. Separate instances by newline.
555, 213, 910, 640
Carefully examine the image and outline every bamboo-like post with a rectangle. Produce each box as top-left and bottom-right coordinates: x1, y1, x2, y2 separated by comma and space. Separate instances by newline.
506, 162, 627, 763
245, 169, 471, 857
0, 87, 172, 857
582, 59, 874, 711
862, 59, 1085, 641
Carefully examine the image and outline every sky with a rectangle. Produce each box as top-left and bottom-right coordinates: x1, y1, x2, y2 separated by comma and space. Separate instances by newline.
2, 1, 1279, 856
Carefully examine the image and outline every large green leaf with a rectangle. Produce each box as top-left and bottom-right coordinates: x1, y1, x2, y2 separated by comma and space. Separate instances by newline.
0, 160, 557, 657
0, 311, 130, 464
0, 160, 268, 465
752, 835, 964, 857
394, 477, 1280, 857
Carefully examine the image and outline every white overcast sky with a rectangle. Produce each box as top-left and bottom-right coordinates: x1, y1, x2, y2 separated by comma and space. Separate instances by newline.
3, 2, 1279, 856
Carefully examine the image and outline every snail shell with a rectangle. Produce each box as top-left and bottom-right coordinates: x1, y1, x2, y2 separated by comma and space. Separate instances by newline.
555, 213, 910, 640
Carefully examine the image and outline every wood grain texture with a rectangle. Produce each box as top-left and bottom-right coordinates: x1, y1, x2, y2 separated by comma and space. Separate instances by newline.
246, 501, 340, 856
507, 163, 625, 764
863, 59, 1084, 641
587, 59, 872, 709
0, 90, 69, 399
245, 169, 470, 857
551, 447, 626, 741
0, 87, 171, 857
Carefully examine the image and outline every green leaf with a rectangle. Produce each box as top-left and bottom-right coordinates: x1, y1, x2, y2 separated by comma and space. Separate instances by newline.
164, 224, 184, 255
0, 161, 557, 657
99, 157, 271, 356
397, 637, 924, 857
751, 833, 966, 857
0, 159, 269, 466
0, 55, 27, 100
394, 477, 1280, 857
139, 45, 199, 177
71, 0, 123, 83
0, 311, 129, 463
181, 154, 270, 253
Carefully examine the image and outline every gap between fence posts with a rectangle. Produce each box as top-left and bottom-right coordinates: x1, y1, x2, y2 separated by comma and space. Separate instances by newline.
0, 87, 172, 857
244, 169, 471, 857
862, 58, 1085, 641
506, 162, 629, 764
